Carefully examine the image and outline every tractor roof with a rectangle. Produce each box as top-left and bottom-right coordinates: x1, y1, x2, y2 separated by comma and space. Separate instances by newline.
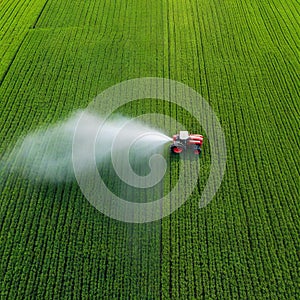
179, 131, 189, 140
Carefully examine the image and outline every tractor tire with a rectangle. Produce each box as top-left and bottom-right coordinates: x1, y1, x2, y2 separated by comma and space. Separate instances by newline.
194, 146, 201, 155
170, 145, 184, 154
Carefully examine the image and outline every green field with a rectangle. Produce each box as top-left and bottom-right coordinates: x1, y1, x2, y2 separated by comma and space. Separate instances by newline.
0, 0, 299, 298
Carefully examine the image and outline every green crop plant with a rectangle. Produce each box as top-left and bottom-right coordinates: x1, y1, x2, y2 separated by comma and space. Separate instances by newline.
0, 0, 299, 299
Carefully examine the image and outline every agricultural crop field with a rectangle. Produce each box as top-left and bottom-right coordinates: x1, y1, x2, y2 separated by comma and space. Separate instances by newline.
0, 0, 299, 299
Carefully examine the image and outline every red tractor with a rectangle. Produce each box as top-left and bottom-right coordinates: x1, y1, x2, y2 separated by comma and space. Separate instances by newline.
170, 131, 203, 156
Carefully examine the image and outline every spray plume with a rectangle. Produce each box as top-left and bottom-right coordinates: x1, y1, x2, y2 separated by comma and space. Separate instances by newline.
4, 111, 172, 183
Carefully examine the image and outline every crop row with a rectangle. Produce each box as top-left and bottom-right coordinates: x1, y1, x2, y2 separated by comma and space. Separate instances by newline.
1, 0, 299, 298
160, 0, 299, 298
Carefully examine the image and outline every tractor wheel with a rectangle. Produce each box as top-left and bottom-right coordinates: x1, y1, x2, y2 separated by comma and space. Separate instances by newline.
171, 145, 183, 154
194, 146, 201, 155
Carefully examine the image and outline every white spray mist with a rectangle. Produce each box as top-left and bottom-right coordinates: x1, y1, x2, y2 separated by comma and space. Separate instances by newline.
4, 111, 172, 183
